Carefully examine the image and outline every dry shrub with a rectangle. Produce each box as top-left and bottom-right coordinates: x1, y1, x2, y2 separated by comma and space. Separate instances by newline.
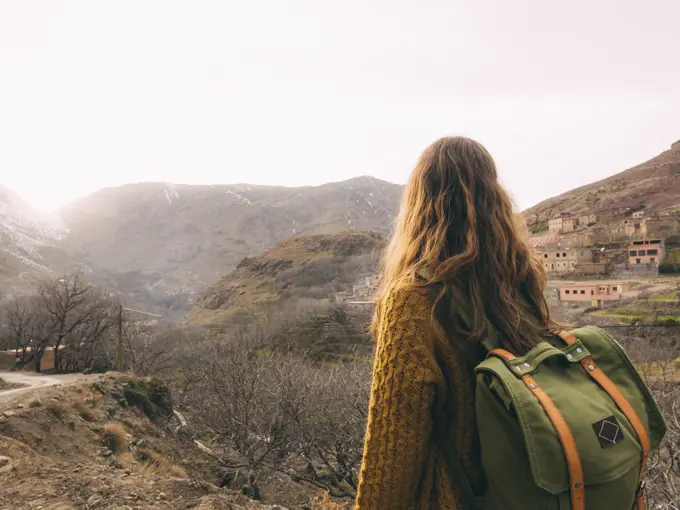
85, 391, 104, 405
48, 402, 67, 419
642, 373, 680, 508
115, 452, 135, 471
185, 333, 370, 496
123, 417, 155, 435
169, 464, 188, 478
617, 325, 680, 507
309, 493, 349, 510
103, 423, 128, 454
114, 453, 157, 476
72, 400, 97, 422
133, 447, 187, 478
134, 447, 166, 468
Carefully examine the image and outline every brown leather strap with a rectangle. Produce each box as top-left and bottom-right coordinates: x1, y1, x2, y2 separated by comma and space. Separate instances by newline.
557, 330, 650, 509
490, 348, 586, 510
489, 348, 515, 362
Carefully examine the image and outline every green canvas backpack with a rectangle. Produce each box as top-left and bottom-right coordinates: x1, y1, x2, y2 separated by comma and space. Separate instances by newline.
442, 326, 666, 510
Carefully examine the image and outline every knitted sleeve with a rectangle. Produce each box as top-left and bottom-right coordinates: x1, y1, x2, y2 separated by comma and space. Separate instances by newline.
355, 288, 439, 510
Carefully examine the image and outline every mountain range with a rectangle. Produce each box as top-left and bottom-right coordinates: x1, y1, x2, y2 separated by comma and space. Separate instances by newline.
1, 177, 401, 316
0, 185, 76, 300
2, 139, 678, 319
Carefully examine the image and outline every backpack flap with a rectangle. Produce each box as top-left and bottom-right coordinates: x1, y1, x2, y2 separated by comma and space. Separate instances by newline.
570, 326, 666, 452
476, 339, 651, 496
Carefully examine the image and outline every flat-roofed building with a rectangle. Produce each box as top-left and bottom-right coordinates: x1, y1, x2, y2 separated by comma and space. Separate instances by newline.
562, 217, 578, 232
559, 282, 631, 307
528, 233, 561, 248
549, 216, 563, 233
579, 213, 597, 226
628, 239, 664, 266
540, 248, 593, 274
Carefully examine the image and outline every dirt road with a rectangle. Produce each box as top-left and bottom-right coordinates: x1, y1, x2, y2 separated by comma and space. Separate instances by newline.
0, 371, 95, 407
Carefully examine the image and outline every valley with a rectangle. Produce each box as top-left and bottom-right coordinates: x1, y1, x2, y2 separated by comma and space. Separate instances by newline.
1, 177, 401, 320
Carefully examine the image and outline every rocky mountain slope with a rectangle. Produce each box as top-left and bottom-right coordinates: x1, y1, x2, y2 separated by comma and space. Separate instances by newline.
524, 139, 680, 221
58, 178, 400, 316
186, 230, 384, 329
0, 186, 76, 300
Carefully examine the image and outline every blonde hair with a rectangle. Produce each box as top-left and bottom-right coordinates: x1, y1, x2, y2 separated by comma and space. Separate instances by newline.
372, 137, 550, 353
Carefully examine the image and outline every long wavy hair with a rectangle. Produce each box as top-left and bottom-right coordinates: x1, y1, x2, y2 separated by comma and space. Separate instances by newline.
372, 137, 551, 353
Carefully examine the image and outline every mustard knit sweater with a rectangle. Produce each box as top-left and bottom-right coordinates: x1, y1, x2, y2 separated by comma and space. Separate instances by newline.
355, 286, 485, 510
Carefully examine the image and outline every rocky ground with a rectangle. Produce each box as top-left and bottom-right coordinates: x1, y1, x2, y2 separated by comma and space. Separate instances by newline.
0, 373, 333, 510
0, 376, 25, 391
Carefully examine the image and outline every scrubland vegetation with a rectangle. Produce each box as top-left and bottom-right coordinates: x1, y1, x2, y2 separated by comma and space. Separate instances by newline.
2, 271, 679, 508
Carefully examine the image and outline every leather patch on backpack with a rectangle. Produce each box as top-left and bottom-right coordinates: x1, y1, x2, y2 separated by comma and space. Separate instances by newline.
593, 416, 624, 448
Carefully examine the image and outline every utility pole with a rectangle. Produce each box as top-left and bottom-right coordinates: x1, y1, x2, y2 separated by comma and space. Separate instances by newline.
117, 303, 124, 372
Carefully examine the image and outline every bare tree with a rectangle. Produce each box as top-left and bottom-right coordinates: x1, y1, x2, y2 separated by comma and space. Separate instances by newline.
1, 295, 50, 369
126, 326, 185, 377
60, 291, 118, 373
180, 326, 371, 497
273, 353, 370, 493
189, 331, 289, 472
616, 323, 680, 508
37, 271, 101, 372
1, 272, 124, 373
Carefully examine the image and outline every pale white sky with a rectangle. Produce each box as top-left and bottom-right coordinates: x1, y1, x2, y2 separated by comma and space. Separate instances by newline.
1, 0, 679, 212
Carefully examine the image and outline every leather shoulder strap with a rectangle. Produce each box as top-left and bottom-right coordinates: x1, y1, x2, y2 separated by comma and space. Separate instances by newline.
557, 330, 651, 509
490, 348, 586, 510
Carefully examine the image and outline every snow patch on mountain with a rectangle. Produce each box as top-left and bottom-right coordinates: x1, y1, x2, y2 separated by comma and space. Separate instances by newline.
225, 190, 252, 205
164, 183, 180, 204
0, 185, 67, 273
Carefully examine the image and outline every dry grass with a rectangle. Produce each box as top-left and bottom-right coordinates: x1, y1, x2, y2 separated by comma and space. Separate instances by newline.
72, 400, 98, 422
309, 493, 349, 510
114, 452, 159, 477
103, 423, 128, 454
114, 452, 186, 478
134, 447, 166, 468
85, 390, 104, 406
114, 452, 136, 471
122, 417, 155, 436
168, 464, 188, 478
48, 402, 68, 419
134, 448, 188, 478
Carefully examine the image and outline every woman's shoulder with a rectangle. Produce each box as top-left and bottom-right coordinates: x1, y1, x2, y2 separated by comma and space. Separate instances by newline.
381, 281, 431, 317
376, 282, 443, 373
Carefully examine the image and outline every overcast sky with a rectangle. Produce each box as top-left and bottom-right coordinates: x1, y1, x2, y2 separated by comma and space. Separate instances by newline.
1, 0, 679, 212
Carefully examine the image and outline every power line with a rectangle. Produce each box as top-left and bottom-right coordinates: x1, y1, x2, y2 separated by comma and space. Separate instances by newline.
122, 306, 164, 318
589, 323, 680, 329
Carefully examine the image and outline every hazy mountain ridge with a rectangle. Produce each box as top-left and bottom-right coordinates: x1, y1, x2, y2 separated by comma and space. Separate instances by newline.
0, 185, 76, 299
4, 140, 679, 315
524, 140, 680, 220
57, 177, 401, 316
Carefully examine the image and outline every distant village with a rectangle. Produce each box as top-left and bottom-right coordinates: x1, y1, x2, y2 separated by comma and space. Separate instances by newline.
334, 274, 381, 307
326, 206, 680, 312
527, 205, 680, 307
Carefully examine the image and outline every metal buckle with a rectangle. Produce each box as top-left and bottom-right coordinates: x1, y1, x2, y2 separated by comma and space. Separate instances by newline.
636, 480, 646, 496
